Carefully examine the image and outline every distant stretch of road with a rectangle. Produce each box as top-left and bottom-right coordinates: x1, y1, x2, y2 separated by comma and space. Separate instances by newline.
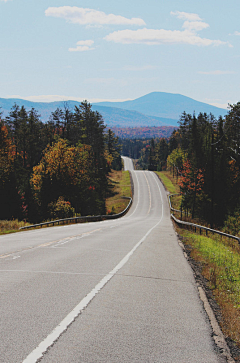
0, 157, 224, 362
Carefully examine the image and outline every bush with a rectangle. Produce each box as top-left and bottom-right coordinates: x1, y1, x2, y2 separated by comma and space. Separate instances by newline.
223, 207, 240, 236
48, 197, 75, 220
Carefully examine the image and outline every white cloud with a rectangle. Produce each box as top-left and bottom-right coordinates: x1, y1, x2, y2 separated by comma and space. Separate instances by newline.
105, 11, 230, 47
198, 70, 235, 75
171, 11, 202, 21
234, 31, 240, 36
182, 21, 209, 31
172, 11, 209, 31
69, 40, 95, 52
105, 28, 228, 47
45, 6, 146, 26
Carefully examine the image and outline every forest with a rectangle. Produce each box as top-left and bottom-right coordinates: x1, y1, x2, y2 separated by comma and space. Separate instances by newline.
0, 102, 121, 223
109, 126, 176, 139
122, 103, 240, 233
1, 99, 240, 235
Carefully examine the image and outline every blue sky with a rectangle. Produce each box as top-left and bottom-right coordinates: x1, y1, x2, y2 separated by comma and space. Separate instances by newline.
1, 0, 239, 108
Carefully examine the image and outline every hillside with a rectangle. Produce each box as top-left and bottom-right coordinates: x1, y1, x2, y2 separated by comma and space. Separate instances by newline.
0, 97, 178, 127
91, 105, 178, 127
0, 92, 227, 127
94, 92, 227, 120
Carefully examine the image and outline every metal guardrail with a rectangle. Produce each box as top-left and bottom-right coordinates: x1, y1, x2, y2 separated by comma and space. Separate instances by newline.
168, 194, 240, 244
168, 193, 181, 213
19, 196, 132, 231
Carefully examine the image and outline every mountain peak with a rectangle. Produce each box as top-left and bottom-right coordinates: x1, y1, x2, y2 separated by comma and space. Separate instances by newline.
93, 91, 227, 120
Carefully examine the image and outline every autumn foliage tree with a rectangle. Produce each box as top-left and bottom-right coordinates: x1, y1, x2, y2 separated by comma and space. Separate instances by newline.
166, 106, 240, 229
30, 139, 104, 219
0, 101, 122, 222
179, 159, 204, 218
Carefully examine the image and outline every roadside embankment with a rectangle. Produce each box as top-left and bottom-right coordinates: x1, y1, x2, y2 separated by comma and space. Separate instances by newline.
156, 170, 240, 362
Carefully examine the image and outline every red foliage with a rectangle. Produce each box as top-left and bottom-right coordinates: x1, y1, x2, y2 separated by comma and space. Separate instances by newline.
179, 159, 204, 195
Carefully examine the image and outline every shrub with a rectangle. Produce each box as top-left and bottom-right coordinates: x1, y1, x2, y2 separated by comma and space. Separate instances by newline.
223, 207, 240, 236
48, 197, 75, 220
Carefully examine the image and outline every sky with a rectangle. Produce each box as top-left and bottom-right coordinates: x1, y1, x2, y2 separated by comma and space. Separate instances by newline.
1, 0, 239, 108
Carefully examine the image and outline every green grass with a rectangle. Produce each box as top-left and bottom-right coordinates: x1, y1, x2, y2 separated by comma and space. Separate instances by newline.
180, 229, 240, 347
188, 232, 240, 301
158, 168, 240, 349
155, 171, 182, 210
106, 170, 132, 214
155, 171, 180, 194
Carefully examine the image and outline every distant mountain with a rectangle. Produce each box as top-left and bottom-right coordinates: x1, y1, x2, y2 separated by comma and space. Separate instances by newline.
0, 97, 178, 127
91, 105, 178, 127
94, 92, 227, 120
0, 98, 81, 122
0, 92, 227, 128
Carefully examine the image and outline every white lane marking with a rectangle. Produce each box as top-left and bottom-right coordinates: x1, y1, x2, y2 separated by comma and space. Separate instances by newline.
12, 256, 20, 260
151, 171, 164, 211
22, 182, 164, 363
125, 171, 140, 218
0, 228, 104, 257
143, 172, 152, 215
51, 229, 102, 248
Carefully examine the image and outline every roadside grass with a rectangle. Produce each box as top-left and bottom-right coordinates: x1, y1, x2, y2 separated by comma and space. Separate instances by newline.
158, 169, 240, 351
180, 229, 240, 348
0, 219, 30, 234
155, 171, 181, 210
106, 170, 132, 215
155, 171, 178, 194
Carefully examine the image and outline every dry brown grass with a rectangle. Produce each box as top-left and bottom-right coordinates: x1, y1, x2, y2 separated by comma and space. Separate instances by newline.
0, 219, 29, 234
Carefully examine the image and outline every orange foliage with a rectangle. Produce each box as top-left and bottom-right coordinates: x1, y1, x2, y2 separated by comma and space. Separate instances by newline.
179, 159, 204, 194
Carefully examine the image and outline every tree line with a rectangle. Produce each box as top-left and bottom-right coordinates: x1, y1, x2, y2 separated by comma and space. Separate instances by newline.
121, 103, 240, 232
167, 104, 240, 229
121, 135, 176, 170
0, 102, 121, 222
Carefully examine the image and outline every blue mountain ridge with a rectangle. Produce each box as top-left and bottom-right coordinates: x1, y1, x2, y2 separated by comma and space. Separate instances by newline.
93, 91, 227, 121
0, 92, 227, 127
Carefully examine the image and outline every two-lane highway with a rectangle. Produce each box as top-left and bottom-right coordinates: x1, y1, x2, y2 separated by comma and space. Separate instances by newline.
0, 157, 225, 362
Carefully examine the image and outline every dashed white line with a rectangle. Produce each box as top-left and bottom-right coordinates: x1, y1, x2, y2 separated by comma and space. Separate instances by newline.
143, 171, 152, 214
22, 178, 164, 363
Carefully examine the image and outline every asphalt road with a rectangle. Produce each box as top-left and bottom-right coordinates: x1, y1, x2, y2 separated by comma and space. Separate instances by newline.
0, 157, 225, 362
